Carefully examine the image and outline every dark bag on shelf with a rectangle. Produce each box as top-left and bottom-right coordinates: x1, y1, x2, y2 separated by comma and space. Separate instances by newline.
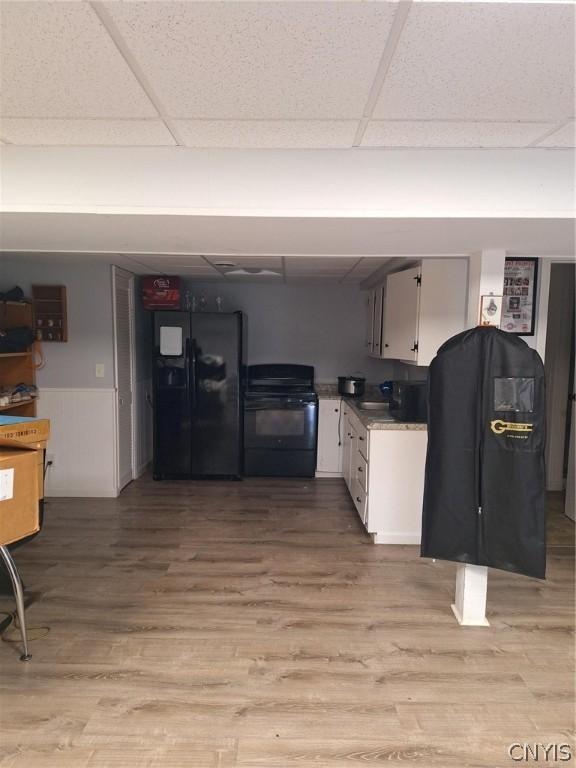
0, 286, 25, 303
0, 327, 35, 353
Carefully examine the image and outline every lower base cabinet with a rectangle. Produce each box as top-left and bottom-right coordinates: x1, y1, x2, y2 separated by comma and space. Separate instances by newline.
316, 398, 344, 476
341, 404, 427, 544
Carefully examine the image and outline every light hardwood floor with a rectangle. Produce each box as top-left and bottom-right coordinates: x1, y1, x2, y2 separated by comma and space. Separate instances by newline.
0, 477, 573, 767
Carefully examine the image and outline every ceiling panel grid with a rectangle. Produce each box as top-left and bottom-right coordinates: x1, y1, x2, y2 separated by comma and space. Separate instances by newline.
0, 0, 573, 148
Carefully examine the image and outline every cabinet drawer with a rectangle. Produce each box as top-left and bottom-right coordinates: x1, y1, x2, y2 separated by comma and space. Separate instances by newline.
356, 424, 369, 460
351, 480, 367, 524
356, 454, 368, 491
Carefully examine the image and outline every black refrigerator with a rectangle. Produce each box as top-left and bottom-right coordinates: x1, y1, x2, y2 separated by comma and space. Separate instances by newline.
152, 311, 243, 479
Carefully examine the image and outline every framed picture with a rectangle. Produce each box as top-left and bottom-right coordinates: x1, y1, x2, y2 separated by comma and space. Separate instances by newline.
479, 295, 503, 327
500, 258, 538, 336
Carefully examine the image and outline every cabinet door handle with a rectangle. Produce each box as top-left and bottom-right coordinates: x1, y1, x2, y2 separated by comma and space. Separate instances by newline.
384, 343, 389, 348
356, 497, 362, 503
358, 466, 363, 472
359, 436, 364, 441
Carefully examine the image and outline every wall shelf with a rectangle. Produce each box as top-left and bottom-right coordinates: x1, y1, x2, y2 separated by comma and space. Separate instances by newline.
32, 285, 68, 342
0, 301, 37, 417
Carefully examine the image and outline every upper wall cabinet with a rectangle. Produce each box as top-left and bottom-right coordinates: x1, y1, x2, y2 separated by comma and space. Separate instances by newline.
366, 285, 384, 358
383, 259, 468, 366
365, 259, 468, 367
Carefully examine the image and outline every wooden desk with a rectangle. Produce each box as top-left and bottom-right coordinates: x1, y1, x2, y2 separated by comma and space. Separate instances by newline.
0, 415, 50, 660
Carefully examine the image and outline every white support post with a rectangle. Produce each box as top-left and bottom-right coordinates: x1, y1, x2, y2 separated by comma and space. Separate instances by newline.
452, 564, 490, 626
450, 249, 506, 627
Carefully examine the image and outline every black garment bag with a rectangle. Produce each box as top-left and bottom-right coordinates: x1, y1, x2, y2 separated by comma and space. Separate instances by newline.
421, 326, 546, 579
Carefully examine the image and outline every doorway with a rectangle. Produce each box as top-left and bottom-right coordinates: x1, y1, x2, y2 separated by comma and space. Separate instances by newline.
543, 262, 575, 520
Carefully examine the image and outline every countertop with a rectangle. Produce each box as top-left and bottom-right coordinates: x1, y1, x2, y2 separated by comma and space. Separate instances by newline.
344, 398, 427, 431
314, 385, 427, 431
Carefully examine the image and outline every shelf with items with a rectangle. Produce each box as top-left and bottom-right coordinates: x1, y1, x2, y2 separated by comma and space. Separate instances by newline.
32, 285, 67, 342
0, 400, 37, 416
0, 300, 37, 417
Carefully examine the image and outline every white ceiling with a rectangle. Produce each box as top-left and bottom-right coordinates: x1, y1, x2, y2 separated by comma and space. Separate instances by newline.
0, 247, 392, 283
0, 0, 573, 149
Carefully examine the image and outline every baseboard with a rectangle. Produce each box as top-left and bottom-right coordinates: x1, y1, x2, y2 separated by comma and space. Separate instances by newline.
46, 486, 118, 499
315, 471, 344, 479
135, 460, 151, 479
372, 531, 421, 545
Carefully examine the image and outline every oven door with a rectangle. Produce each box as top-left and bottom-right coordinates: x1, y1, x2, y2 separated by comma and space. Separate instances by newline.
244, 398, 317, 451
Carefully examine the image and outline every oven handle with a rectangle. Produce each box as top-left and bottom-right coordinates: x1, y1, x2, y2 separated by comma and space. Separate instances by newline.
245, 401, 315, 411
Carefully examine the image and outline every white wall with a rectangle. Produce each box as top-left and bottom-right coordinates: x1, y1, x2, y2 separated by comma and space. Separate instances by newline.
0, 256, 119, 496
179, 281, 396, 383
0, 256, 115, 388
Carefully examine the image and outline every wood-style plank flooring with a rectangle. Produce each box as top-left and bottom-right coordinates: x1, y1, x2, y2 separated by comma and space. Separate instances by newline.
0, 477, 573, 767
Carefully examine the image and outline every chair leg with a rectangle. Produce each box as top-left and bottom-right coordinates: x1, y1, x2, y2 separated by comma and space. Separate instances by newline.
0, 546, 31, 661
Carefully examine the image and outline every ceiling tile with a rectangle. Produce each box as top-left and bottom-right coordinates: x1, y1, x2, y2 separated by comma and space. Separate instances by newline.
373, 3, 575, 121
104, 2, 398, 118
0, 119, 175, 146
176, 120, 357, 148
362, 120, 554, 148
0, 2, 157, 118
285, 257, 359, 274
536, 121, 576, 148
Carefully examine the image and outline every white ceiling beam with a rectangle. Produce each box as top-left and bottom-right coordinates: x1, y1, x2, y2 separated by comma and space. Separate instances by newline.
527, 118, 575, 148
89, 1, 185, 147
352, 0, 413, 147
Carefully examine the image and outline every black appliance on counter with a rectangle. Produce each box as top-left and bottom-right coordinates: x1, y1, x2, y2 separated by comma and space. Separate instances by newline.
244, 364, 318, 477
152, 311, 243, 479
337, 376, 365, 398
389, 380, 428, 422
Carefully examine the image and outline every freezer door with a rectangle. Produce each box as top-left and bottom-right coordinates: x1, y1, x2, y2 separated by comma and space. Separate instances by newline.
153, 311, 192, 478
190, 313, 242, 476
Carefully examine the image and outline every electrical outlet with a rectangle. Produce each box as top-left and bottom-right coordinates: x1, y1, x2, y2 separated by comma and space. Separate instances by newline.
95, 363, 105, 378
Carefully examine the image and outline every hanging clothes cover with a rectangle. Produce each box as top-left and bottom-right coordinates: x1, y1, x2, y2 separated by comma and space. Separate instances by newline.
421, 326, 546, 579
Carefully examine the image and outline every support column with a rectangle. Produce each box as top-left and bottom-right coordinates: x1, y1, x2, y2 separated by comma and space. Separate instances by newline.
452, 564, 490, 627
452, 249, 506, 627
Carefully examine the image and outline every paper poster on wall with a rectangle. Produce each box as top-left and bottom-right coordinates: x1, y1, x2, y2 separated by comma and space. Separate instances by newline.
500, 258, 538, 336
160, 326, 183, 356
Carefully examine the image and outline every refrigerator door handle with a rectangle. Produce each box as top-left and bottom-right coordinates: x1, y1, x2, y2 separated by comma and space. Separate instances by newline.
190, 339, 198, 411
185, 337, 192, 408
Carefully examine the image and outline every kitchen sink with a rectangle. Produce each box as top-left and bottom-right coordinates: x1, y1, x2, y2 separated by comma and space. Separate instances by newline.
355, 401, 390, 411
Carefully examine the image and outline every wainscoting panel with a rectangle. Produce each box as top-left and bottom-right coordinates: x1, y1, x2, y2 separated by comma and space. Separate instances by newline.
37, 388, 117, 498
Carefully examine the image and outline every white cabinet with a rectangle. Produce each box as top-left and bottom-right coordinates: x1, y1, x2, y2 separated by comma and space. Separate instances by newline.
382, 259, 467, 367
372, 285, 383, 358
341, 405, 427, 544
366, 286, 384, 358
365, 292, 374, 353
382, 266, 421, 362
316, 398, 343, 477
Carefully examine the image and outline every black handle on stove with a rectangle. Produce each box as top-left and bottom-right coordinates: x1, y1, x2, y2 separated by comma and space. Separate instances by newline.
245, 399, 315, 411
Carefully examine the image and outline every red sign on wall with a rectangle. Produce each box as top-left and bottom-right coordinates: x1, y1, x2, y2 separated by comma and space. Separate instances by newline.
142, 276, 181, 310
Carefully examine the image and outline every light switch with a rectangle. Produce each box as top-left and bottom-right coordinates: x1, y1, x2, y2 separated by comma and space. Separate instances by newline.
95, 364, 105, 378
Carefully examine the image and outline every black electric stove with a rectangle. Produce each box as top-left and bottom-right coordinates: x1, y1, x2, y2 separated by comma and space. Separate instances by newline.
243, 364, 318, 477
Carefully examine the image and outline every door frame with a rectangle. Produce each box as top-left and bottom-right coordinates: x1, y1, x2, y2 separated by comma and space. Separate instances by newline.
111, 265, 137, 493
535, 257, 576, 515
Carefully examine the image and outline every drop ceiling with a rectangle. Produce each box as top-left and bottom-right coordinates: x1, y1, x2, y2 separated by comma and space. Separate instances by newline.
0, 0, 573, 149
